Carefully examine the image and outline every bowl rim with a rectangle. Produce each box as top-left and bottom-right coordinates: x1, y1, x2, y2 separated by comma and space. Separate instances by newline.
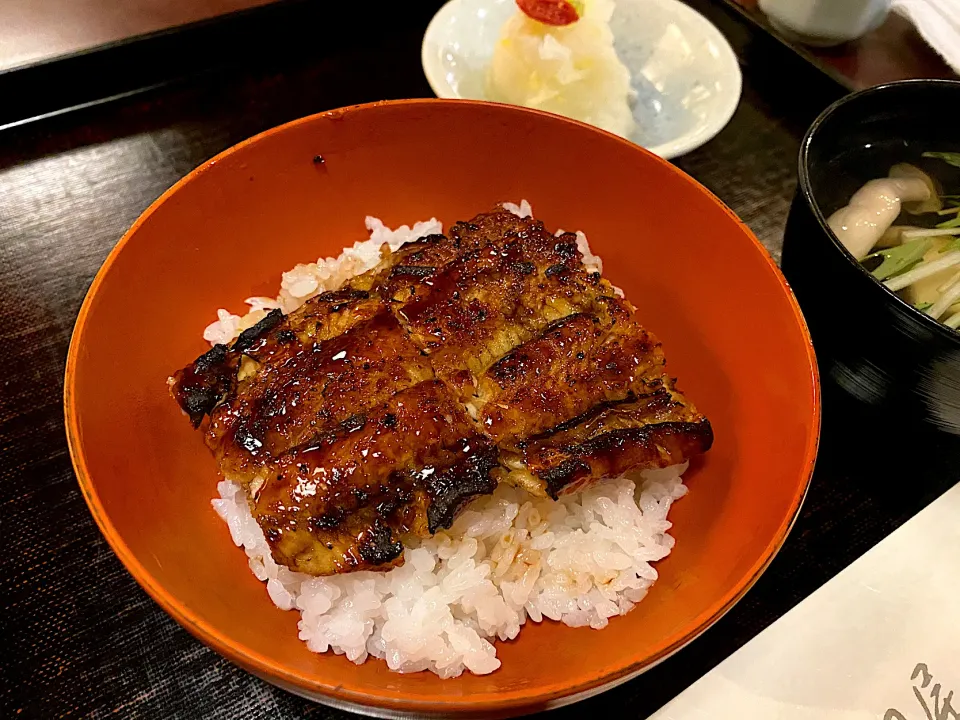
419, 0, 743, 160
64, 97, 820, 715
797, 77, 960, 342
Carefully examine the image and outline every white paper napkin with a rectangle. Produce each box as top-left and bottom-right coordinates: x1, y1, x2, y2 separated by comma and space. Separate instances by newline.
648, 480, 960, 720
894, 0, 960, 73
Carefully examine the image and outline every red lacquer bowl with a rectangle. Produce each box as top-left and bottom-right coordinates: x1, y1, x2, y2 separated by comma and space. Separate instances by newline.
65, 99, 819, 718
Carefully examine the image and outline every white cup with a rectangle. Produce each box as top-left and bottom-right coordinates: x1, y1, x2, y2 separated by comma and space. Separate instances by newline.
758, 0, 892, 46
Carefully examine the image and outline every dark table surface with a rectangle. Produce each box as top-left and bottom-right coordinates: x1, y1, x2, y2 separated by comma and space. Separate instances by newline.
3, 1, 958, 718
730, 0, 957, 90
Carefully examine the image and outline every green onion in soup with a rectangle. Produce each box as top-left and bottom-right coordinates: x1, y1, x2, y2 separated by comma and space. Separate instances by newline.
827, 153, 960, 330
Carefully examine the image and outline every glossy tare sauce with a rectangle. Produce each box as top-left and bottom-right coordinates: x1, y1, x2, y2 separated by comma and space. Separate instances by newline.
170, 209, 712, 575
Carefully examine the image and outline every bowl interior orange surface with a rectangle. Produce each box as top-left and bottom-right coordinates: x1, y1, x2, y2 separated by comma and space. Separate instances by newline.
65, 100, 818, 716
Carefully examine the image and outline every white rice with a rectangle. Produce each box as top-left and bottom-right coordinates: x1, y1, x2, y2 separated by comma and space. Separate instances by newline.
213, 465, 687, 678
501, 199, 532, 219
204, 200, 684, 676
202, 215, 443, 344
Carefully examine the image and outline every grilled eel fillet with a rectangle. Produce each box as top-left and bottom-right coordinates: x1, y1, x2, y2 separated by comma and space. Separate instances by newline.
170, 210, 713, 575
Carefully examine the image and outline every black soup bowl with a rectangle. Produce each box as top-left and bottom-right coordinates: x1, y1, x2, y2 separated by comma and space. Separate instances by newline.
782, 80, 960, 436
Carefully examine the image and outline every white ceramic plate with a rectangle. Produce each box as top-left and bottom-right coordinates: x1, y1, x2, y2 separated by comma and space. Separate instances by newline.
421, 0, 743, 159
